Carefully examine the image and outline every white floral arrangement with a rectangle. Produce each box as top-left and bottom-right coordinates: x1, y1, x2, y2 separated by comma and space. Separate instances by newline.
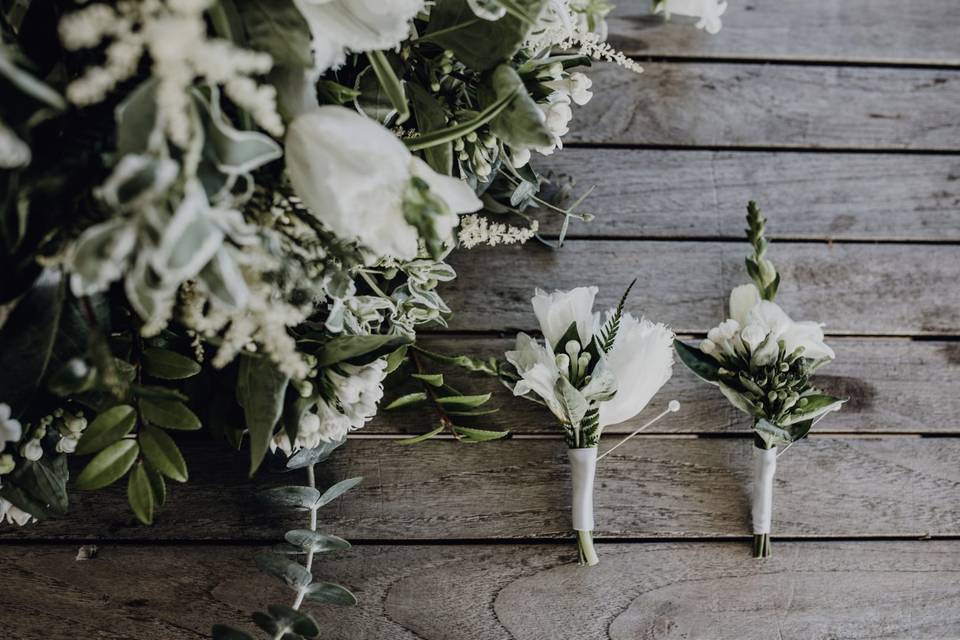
674, 202, 846, 558
0, 0, 725, 635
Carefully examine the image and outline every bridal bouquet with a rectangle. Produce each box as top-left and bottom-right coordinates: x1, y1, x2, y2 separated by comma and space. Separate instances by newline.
504, 284, 675, 565
674, 202, 846, 558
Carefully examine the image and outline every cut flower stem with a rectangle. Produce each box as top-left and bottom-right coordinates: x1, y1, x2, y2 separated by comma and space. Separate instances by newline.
577, 530, 599, 566
752, 533, 771, 558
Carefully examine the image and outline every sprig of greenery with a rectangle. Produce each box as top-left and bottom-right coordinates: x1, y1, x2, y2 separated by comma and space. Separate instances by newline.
597, 278, 636, 354
744, 201, 780, 301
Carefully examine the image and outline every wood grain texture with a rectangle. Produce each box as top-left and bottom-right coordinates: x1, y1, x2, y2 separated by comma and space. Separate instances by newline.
443, 241, 960, 334
4, 437, 959, 541
605, 0, 960, 65
567, 63, 960, 149
378, 337, 960, 435
534, 150, 960, 241
2, 541, 959, 639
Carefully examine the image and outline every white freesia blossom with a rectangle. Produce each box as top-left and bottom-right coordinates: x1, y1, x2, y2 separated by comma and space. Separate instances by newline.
0, 404, 23, 448
535, 92, 574, 156
285, 106, 482, 260
544, 72, 594, 106
655, 0, 728, 35
273, 358, 388, 454
0, 497, 35, 526
294, 0, 423, 73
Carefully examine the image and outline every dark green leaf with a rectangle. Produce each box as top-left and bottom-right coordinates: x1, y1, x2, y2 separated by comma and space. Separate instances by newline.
313, 334, 412, 368
234, 0, 313, 68
385, 392, 427, 410
46, 357, 95, 396
141, 347, 201, 380
317, 79, 361, 105
0, 454, 70, 518
396, 425, 445, 444
367, 50, 409, 124
284, 529, 351, 553
140, 397, 202, 431
411, 373, 444, 387
412, 347, 503, 377
145, 462, 167, 507
75, 405, 137, 455
408, 82, 452, 174
267, 605, 320, 637
488, 65, 553, 149
236, 354, 289, 475
75, 439, 139, 490
317, 477, 362, 508
304, 582, 357, 606
436, 393, 492, 408
446, 407, 500, 417
255, 553, 312, 589
127, 463, 155, 525
674, 339, 721, 383
138, 426, 188, 482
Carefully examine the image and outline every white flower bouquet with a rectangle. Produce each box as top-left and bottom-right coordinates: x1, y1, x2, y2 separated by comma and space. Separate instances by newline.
504, 284, 676, 565
674, 202, 847, 558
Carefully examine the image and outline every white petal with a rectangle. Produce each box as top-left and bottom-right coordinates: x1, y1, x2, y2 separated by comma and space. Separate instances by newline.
409, 156, 482, 214
729, 284, 761, 327
530, 286, 598, 349
781, 321, 835, 360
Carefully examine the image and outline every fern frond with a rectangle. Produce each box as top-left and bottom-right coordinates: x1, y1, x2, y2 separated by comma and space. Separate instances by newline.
598, 278, 636, 353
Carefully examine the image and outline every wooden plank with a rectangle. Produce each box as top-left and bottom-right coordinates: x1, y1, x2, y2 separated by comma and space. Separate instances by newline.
534, 149, 960, 241
443, 240, 960, 335
567, 63, 960, 150
605, 0, 960, 65
379, 337, 960, 435
4, 437, 959, 540
2, 541, 959, 639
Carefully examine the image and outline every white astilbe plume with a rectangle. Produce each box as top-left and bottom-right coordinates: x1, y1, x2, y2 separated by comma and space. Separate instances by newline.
59, 0, 283, 147
458, 215, 539, 249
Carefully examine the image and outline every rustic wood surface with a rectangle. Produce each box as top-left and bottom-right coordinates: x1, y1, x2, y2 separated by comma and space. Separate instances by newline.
3, 542, 959, 640
5, 3, 960, 639
606, 0, 960, 65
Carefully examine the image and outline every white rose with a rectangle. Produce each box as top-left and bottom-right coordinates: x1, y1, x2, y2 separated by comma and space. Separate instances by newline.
285, 106, 482, 260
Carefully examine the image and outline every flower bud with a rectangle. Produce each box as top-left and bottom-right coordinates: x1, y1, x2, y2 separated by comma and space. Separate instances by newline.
0, 454, 15, 475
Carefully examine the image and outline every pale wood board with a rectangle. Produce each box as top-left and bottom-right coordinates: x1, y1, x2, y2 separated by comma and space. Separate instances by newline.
442, 240, 960, 334
567, 63, 960, 149
2, 541, 959, 639
378, 337, 960, 435
4, 437, 959, 541
533, 149, 960, 241
605, 0, 960, 65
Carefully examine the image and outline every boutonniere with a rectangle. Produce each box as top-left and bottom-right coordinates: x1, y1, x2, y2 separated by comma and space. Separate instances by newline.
675, 202, 847, 558
504, 283, 678, 565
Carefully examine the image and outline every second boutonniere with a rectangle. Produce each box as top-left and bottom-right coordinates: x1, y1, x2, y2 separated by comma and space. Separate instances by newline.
675, 202, 847, 558
503, 283, 677, 566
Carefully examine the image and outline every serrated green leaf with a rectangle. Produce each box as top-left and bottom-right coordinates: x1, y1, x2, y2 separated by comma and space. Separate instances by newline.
127, 463, 154, 525
412, 373, 444, 387
211, 624, 255, 640
75, 439, 139, 490
284, 530, 351, 553
140, 397, 201, 431
317, 477, 362, 508
304, 581, 357, 606
138, 426, 188, 482
141, 347, 201, 380
260, 485, 322, 510
452, 426, 510, 442
396, 425, 445, 445
436, 393, 492, 408
75, 405, 137, 455
385, 392, 428, 410
674, 339, 721, 383
255, 553, 312, 589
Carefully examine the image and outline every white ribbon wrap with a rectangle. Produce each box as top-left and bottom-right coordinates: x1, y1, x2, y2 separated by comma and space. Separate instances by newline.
751, 446, 777, 535
568, 447, 597, 532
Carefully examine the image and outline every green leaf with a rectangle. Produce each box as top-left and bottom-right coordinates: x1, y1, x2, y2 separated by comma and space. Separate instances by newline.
75, 405, 137, 456
396, 425, 445, 444
234, 0, 313, 68
138, 426, 188, 483
127, 463, 155, 525
313, 334, 412, 368
266, 605, 320, 637
782, 394, 845, 425
236, 354, 289, 475
403, 89, 516, 152
304, 582, 357, 606
317, 79, 362, 105
718, 381, 761, 417
211, 624, 255, 640
0, 454, 70, 518
385, 392, 428, 410
436, 393, 492, 408
452, 426, 509, 442
597, 279, 636, 354
285, 438, 346, 470
145, 463, 167, 507
487, 65, 553, 149
424, 0, 548, 71
367, 50, 409, 124
408, 82, 452, 174
75, 440, 139, 491
255, 553, 312, 589
259, 485, 322, 510
284, 529, 351, 553
47, 358, 96, 396
447, 407, 500, 417
412, 347, 503, 377
139, 397, 202, 431
317, 477, 362, 508
754, 418, 794, 448
141, 347, 201, 380
412, 373, 444, 387
674, 339, 721, 383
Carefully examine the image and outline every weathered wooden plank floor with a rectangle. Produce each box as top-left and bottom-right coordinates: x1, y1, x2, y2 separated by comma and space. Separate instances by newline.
4, 3, 960, 639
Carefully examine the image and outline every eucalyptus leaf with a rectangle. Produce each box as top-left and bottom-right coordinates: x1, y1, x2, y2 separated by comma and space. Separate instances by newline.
285, 438, 346, 470
317, 477, 362, 508
396, 425, 445, 444
266, 605, 320, 637
284, 529, 351, 553
255, 553, 312, 589
75, 405, 137, 455
303, 582, 357, 606
138, 426, 188, 483
385, 392, 427, 410
127, 463, 155, 525
141, 347, 201, 380
260, 485, 322, 510
237, 354, 289, 475
75, 439, 139, 491
140, 397, 202, 431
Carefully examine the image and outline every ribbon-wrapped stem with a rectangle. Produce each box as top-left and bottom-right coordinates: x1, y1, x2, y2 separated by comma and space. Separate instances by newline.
751, 444, 777, 558
568, 447, 599, 566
